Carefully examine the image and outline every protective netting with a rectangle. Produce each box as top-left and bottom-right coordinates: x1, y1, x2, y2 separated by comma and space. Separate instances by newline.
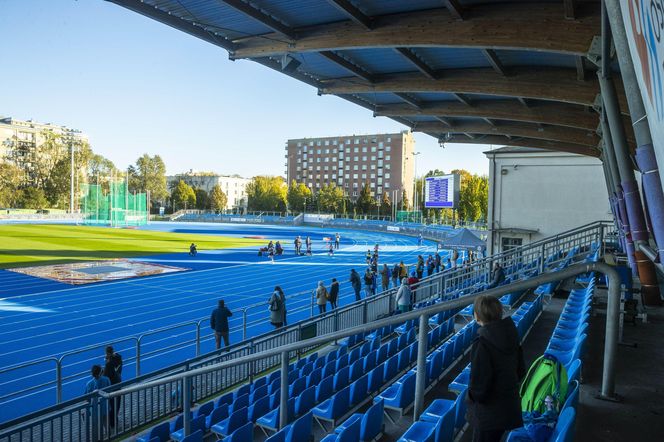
80, 180, 148, 227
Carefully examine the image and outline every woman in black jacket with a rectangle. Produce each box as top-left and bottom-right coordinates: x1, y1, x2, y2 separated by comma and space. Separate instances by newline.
467, 295, 526, 442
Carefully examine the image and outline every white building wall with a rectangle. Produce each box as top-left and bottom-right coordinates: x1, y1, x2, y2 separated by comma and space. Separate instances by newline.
486, 148, 611, 255
167, 174, 250, 210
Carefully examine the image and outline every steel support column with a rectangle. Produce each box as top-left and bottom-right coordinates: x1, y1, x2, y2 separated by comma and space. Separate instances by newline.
183, 375, 192, 436
413, 313, 429, 421
279, 350, 289, 430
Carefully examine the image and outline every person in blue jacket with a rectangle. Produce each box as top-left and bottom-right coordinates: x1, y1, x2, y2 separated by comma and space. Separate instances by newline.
85, 364, 111, 430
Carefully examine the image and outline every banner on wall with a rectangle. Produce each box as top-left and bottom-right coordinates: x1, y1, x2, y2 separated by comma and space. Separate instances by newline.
621, 1, 664, 188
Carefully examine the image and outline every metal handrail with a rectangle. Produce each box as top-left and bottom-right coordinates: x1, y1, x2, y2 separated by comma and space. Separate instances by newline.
0, 221, 612, 418
94, 262, 621, 438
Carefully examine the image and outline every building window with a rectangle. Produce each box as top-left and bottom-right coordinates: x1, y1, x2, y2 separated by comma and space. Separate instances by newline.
297, 142, 302, 147
317, 141, 322, 146
346, 139, 351, 144
345, 174, 350, 179
354, 138, 359, 144
361, 165, 367, 170
345, 165, 350, 170
385, 173, 391, 179
362, 147, 367, 153
379, 142, 384, 148
370, 165, 376, 170
325, 141, 329, 146
378, 151, 383, 158
386, 146, 391, 152
353, 165, 358, 170
325, 148, 329, 153
324, 166, 329, 171
324, 174, 329, 179
371, 155, 376, 161
354, 156, 359, 161
385, 155, 391, 161
317, 149, 321, 154
384, 183, 390, 189
371, 173, 376, 179
387, 137, 391, 142
353, 191, 358, 196
502, 237, 523, 252
371, 146, 376, 152
362, 173, 367, 179
333, 140, 338, 145
386, 164, 391, 170
316, 166, 321, 171
362, 156, 367, 161
353, 173, 358, 179
354, 147, 359, 153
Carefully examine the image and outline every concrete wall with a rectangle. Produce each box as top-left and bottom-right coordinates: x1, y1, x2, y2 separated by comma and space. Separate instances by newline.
486, 148, 611, 255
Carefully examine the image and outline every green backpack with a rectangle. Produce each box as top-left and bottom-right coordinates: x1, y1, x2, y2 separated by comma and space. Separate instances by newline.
519, 354, 568, 414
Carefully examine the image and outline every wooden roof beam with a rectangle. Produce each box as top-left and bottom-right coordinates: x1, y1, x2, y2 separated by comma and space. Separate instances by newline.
576, 56, 587, 81
435, 116, 453, 127
412, 120, 600, 147
443, 0, 466, 20
394, 48, 438, 80
374, 100, 600, 131
439, 134, 600, 157
230, 4, 600, 59
319, 68, 628, 111
325, 0, 373, 30
516, 97, 530, 107
483, 49, 508, 76
319, 51, 374, 82
219, 0, 297, 40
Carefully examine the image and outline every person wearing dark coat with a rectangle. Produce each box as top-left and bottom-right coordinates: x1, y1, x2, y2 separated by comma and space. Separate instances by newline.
329, 278, 339, 309
486, 263, 506, 289
211, 299, 233, 350
349, 269, 362, 301
467, 295, 526, 442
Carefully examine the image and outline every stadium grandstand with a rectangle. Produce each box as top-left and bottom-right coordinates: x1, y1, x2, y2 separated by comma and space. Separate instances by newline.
2, 1, 664, 442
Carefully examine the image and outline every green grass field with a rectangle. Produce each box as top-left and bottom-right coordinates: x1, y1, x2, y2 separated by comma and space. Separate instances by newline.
0, 224, 265, 268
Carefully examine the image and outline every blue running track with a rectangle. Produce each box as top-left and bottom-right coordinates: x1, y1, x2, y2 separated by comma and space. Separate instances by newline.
0, 222, 445, 422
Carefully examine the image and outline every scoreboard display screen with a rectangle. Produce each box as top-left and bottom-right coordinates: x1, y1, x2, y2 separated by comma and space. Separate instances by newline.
424, 174, 459, 208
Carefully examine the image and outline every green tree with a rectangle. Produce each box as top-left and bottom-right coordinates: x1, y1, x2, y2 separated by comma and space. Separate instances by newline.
171, 180, 196, 210
398, 190, 410, 212
380, 192, 392, 216
20, 187, 48, 209
286, 180, 312, 212
128, 154, 168, 205
194, 187, 209, 210
318, 183, 344, 213
246, 176, 287, 212
0, 162, 24, 207
355, 182, 376, 214
210, 184, 228, 211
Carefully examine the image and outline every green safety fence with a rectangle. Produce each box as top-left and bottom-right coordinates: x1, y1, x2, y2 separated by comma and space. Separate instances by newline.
80, 181, 148, 227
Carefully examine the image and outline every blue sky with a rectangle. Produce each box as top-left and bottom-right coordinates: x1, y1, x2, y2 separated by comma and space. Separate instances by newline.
0, 0, 492, 177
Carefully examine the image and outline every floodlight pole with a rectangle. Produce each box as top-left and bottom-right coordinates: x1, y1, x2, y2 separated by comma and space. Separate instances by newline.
69, 141, 75, 214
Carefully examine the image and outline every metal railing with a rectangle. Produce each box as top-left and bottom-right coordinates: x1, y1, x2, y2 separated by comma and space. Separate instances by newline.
0, 220, 615, 439
0, 261, 620, 442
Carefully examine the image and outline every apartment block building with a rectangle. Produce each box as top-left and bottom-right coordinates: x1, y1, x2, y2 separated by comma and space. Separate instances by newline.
285, 131, 415, 201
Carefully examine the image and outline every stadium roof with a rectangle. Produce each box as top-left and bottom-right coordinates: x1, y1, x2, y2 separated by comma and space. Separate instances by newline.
107, 0, 635, 158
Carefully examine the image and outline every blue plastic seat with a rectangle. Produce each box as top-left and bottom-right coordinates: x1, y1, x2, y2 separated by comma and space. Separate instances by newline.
349, 374, 369, 406
206, 403, 229, 430
295, 386, 316, 417
363, 351, 377, 372
234, 384, 251, 399
367, 366, 384, 395
170, 414, 185, 434
360, 399, 384, 441
316, 375, 334, 402
267, 371, 280, 385
252, 376, 267, 391
256, 398, 295, 433
453, 388, 468, 431
377, 345, 389, 365
137, 421, 170, 442
323, 360, 337, 379
551, 407, 576, 442
388, 338, 399, 357
216, 392, 233, 409
321, 415, 360, 442
421, 398, 455, 424
250, 385, 269, 403
289, 377, 306, 397
171, 415, 206, 442
383, 355, 398, 382
562, 380, 580, 411
299, 362, 313, 378
307, 367, 322, 388
448, 365, 470, 394
398, 421, 436, 442
212, 406, 248, 438
230, 393, 249, 414
270, 390, 281, 409
248, 395, 271, 422
374, 371, 416, 420
268, 377, 281, 395
336, 355, 349, 371
348, 347, 361, 365
314, 356, 326, 370
349, 359, 364, 383
196, 400, 214, 418
334, 366, 350, 391
312, 386, 350, 429
397, 348, 410, 372
285, 412, 312, 442
181, 430, 203, 442
221, 421, 253, 442
428, 350, 444, 382
567, 359, 582, 384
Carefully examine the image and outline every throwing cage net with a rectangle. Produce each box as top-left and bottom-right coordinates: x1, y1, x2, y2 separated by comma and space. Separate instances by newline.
80, 180, 148, 227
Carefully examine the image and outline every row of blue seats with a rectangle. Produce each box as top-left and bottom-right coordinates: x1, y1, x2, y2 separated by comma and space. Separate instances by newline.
398, 295, 544, 442
506, 279, 594, 441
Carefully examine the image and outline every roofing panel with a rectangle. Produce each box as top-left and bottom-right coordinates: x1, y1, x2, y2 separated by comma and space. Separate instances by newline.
411, 48, 490, 70
297, 53, 358, 79
248, 0, 348, 27
353, 92, 402, 105
148, 0, 273, 39
410, 92, 460, 102
338, 48, 415, 74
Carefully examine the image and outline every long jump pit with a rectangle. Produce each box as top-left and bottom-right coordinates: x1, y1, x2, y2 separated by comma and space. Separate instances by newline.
9, 259, 188, 285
